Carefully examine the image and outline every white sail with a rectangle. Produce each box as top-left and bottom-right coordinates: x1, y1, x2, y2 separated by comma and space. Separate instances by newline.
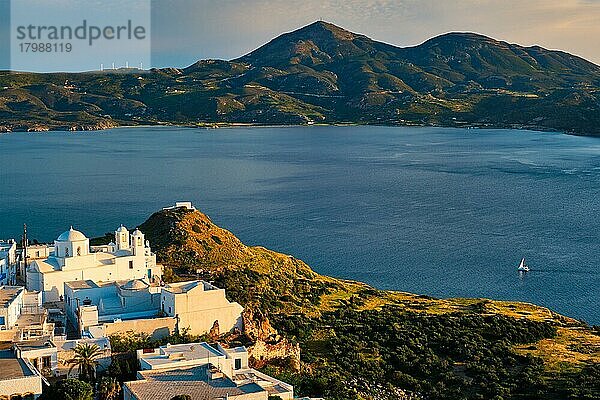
518, 257, 529, 271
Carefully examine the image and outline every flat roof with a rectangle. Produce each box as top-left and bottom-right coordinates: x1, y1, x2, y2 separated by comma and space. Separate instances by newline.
56, 337, 110, 352
164, 280, 218, 294
128, 366, 264, 399
14, 339, 56, 352
15, 311, 46, 327
222, 346, 247, 354
0, 350, 34, 381
65, 279, 154, 291
141, 343, 224, 368
64, 280, 101, 290
0, 286, 24, 308
26, 244, 50, 249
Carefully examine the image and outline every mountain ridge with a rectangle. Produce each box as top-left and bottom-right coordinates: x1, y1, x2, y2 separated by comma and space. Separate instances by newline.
2, 21, 600, 134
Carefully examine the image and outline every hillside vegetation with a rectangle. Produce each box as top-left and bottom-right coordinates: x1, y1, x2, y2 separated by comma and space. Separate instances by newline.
2, 21, 600, 135
136, 207, 599, 400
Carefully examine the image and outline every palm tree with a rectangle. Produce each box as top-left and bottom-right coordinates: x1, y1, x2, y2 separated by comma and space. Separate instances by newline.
98, 376, 121, 400
68, 343, 102, 382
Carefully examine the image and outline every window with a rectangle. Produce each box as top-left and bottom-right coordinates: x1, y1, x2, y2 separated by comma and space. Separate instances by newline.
42, 356, 51, 368
235, 358, 242, 370
65, 247, 69, 257
77, 247, 81, 256
168, 306, 172, 314
129, 260, 133, 269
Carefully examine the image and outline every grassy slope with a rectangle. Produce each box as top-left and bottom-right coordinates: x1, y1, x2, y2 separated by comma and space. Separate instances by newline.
136, 207, 599, 398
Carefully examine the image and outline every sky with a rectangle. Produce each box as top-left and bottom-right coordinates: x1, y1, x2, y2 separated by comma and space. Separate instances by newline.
150, 0, 600, 68
1, 0, 600, 71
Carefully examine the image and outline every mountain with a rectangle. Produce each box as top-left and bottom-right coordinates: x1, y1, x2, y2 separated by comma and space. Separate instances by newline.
130, 206, 600, 400
2, 21, 600, 134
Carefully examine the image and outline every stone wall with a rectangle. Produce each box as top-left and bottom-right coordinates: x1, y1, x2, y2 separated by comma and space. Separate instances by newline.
248, 339, 300, 371
103, 317, 176, 340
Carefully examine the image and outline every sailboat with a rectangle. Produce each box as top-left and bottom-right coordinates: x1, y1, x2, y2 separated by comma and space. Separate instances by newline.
517, 258, 530, 272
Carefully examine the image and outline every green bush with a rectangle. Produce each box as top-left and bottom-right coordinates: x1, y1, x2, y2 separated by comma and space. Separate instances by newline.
40, 379, 93, 400
268, 307, 564, 399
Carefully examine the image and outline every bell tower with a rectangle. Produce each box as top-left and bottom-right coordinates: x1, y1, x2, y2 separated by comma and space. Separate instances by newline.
131, 228, 145, 256
115, 225, 130, 251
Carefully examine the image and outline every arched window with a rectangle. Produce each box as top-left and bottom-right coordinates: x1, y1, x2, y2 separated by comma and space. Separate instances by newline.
77, 247, 81, 256
65, 247, 69, 257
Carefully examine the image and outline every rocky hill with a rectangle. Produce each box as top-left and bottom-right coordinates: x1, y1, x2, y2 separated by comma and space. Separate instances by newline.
2, 21, 600, 135
136, 206, 600, 400
138, 206, 355, 315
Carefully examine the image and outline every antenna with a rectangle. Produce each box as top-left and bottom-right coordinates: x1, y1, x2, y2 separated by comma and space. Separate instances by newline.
112, 62, 115, 70
126, 61, 129, 69
22, 224, 28, 270
100, 63, 104, 71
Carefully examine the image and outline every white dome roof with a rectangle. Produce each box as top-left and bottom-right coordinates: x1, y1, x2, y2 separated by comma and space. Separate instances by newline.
132, 228, 144, 236
116, 225, 129, 233
56, 227, 88, 242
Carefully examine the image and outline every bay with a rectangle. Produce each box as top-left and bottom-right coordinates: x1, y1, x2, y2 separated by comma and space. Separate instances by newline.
0, 126, 598, 323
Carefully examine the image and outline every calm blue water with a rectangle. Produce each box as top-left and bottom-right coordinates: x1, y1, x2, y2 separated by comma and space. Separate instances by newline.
0, 126, 598, 323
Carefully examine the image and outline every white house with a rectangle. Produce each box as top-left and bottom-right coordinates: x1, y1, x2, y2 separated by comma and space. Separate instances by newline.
162, 202, 196, 211
0, 350, 44, 399
0, 286, 24, 330
161, 281, 244, 335
21, 244, 53, 277
11, 336, 110, 380
0, 240, 18, 286
64, 279, 162, 329
54, 337, 112, 378
0, 286, 55, 342
14, 339, 58, 378
64, 279, 243, 338
27, 226, 162, 303
126, 342, 293, 400
137, 342, 230, 373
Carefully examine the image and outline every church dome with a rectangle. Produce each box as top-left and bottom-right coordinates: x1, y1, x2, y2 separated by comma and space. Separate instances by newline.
116, 225, 128, 233
56, 227, 87, 242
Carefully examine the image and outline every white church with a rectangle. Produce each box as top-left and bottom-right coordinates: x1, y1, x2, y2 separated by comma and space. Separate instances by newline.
27, 226, 162, 303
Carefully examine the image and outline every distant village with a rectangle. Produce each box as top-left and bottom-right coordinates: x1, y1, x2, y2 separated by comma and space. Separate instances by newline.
0, 203, 308, 400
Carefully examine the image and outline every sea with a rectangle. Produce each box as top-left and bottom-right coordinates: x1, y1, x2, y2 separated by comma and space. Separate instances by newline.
1, 126, 598, 323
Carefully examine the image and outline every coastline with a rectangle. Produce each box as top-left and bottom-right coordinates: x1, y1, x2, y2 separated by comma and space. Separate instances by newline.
0, 119, 576, 137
